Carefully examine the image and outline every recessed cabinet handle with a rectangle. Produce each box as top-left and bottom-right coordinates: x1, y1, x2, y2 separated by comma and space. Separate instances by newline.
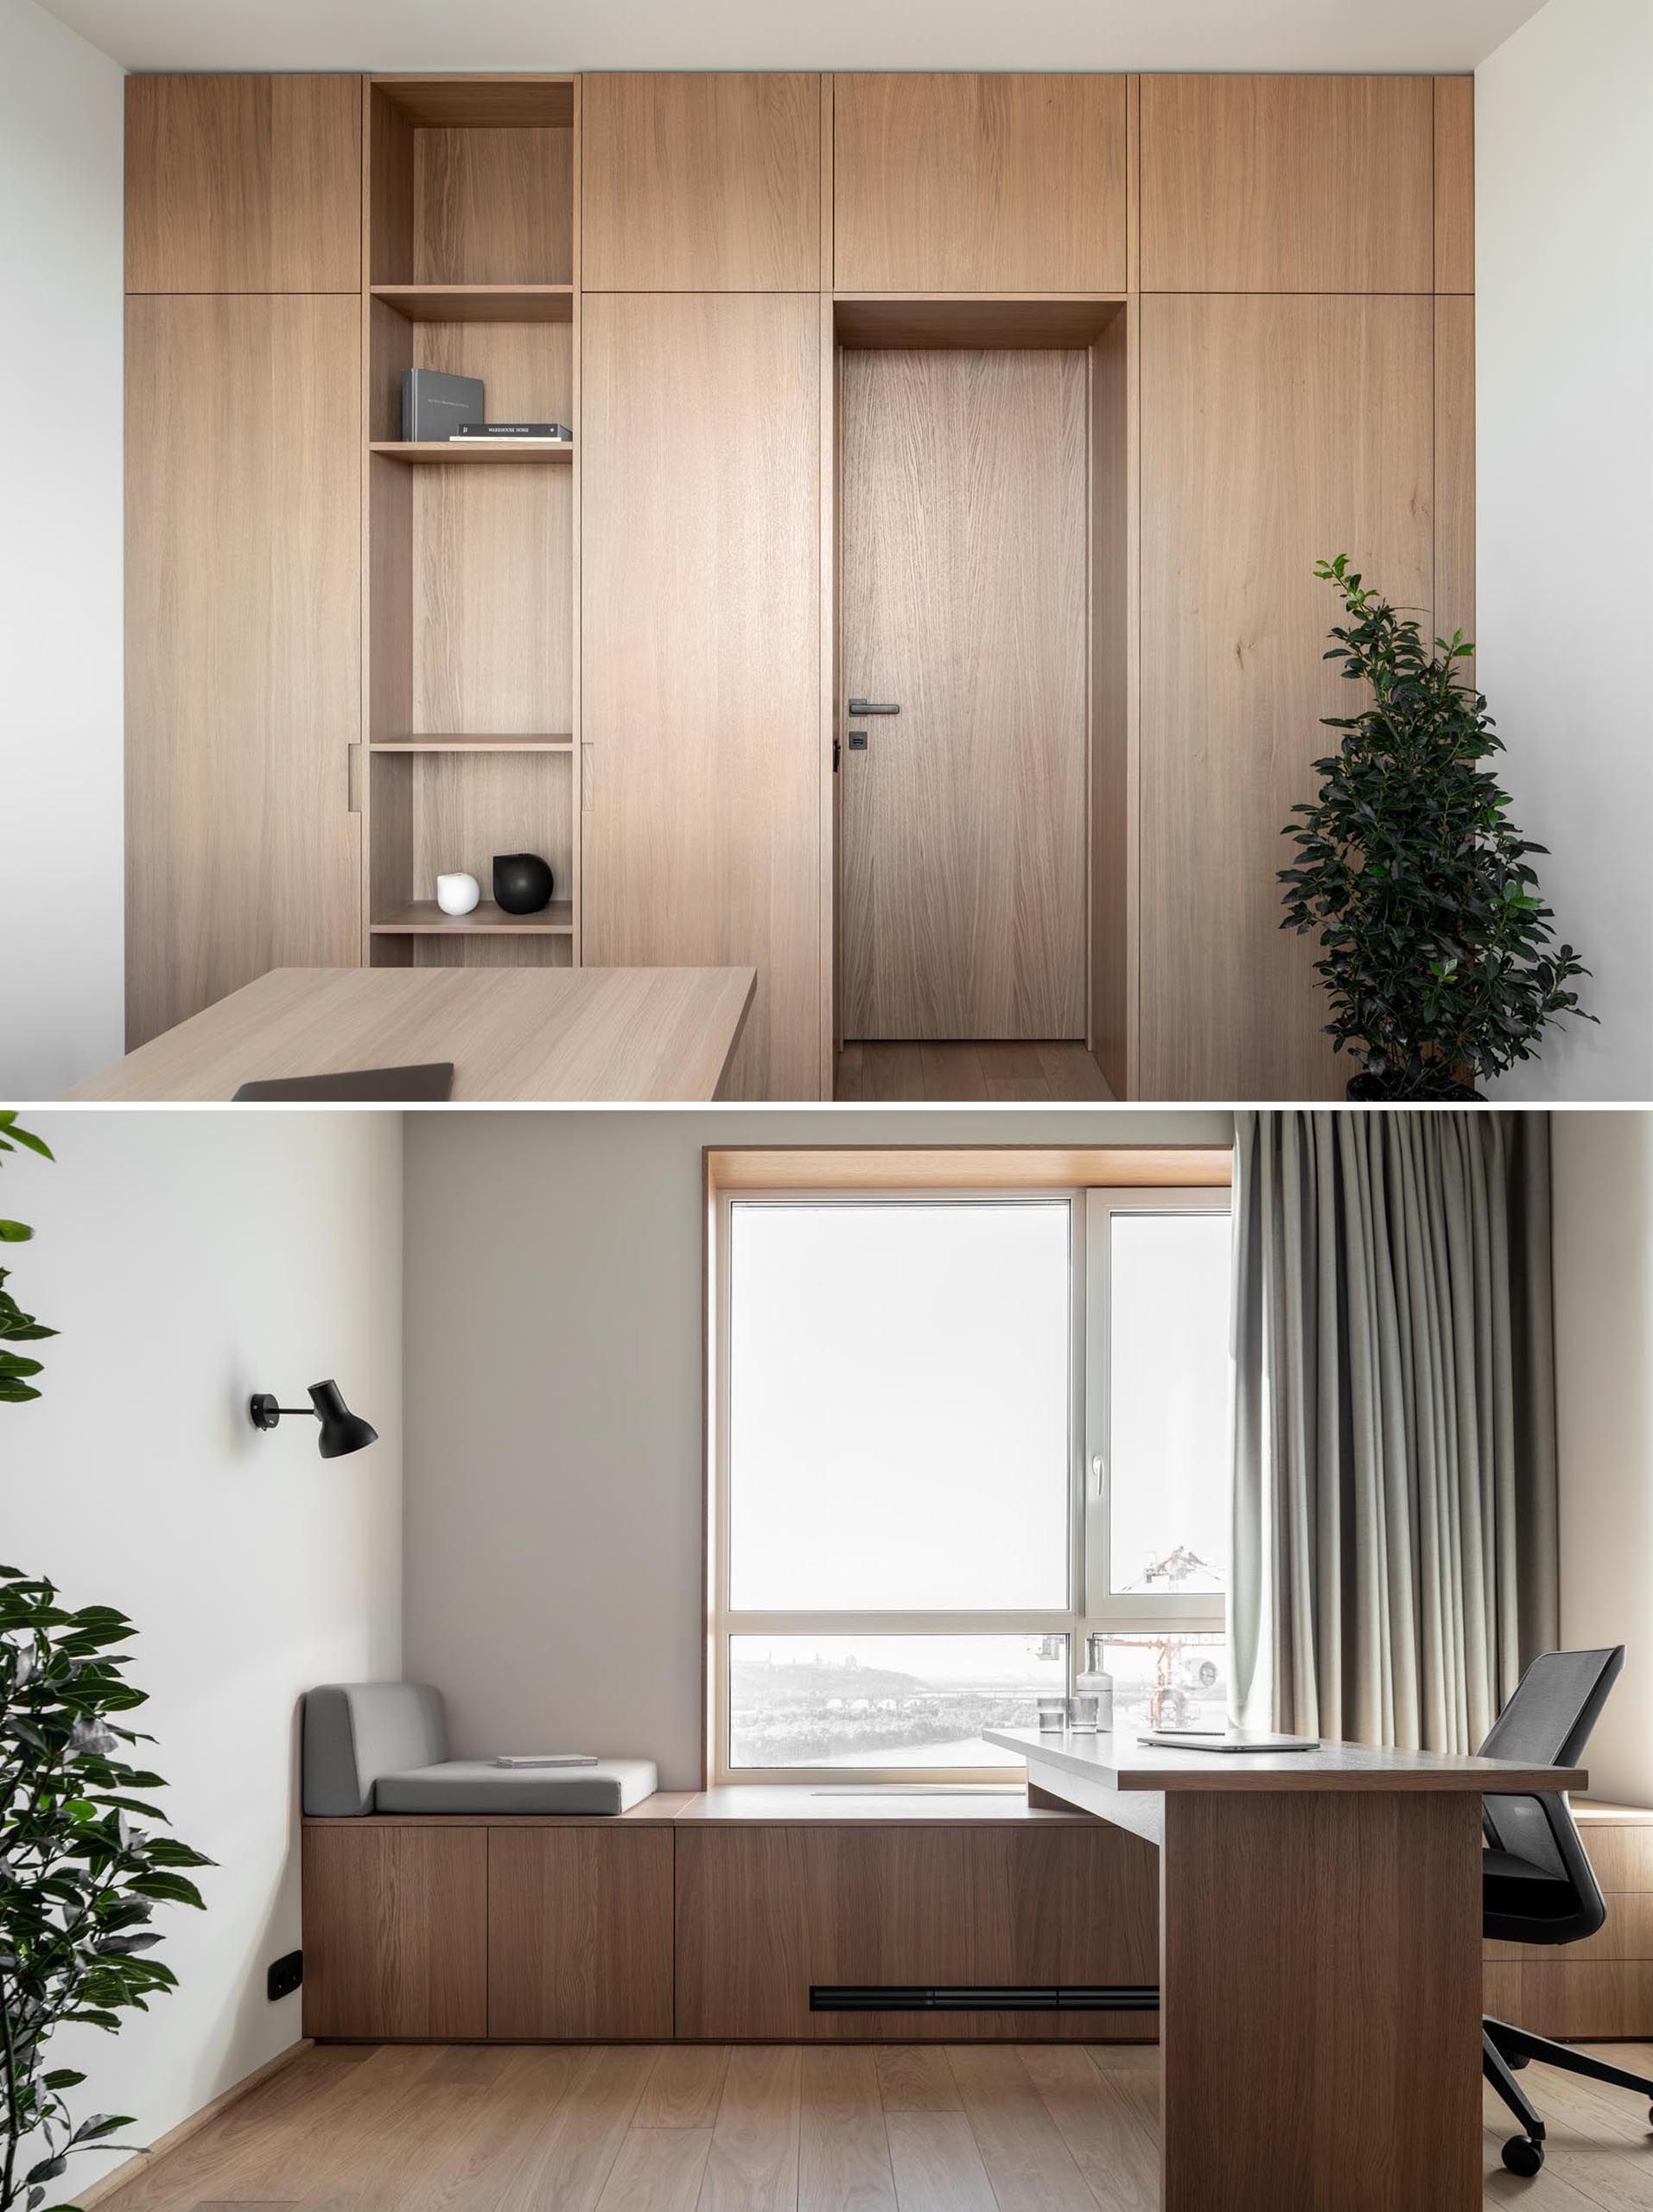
848, 697, 900, 716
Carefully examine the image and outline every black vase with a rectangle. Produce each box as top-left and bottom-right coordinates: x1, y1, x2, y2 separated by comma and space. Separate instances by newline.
493, 852, 554, 915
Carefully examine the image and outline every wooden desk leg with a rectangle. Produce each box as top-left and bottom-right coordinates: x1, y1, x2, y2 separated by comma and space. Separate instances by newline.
1160, 1790, 1483, 2212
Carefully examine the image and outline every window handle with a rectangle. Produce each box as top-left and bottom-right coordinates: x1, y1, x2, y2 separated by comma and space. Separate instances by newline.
1090, 1452, 1105, 1497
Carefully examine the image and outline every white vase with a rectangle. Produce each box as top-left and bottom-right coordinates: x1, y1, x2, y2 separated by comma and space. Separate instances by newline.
436, 870, 480, 917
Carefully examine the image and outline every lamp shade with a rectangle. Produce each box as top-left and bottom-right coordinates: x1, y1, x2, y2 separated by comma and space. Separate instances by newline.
308, 1379, 378, 1459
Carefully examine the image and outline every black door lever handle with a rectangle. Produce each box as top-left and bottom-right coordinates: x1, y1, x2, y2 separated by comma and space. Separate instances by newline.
847, 697, 900, 716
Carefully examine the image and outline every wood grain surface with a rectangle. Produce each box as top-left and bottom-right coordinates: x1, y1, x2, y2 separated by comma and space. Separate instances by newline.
302, 1825, 486, 2039
124, 294, 362, 1049
1139, 75, 1435, 291
833, 76, 1127, 293
487, 1828, 674, 2039
840, 348, 1086, 1040
125, 74, 360, 291
582, 74, 821, 289
581, 293, 821, 1099
68, 965, 754, 1102
1137, 292, 1434, 1101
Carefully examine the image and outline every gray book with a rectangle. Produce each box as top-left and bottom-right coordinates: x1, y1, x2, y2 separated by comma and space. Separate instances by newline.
402, 367, 485, 442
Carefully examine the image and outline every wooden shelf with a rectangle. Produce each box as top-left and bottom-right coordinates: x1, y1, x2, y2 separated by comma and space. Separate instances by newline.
372, 899, 574, 936
370, 441, 573, 465
370, 76, 575, 130
372, 734, 574, 753
372, 284, 573, 324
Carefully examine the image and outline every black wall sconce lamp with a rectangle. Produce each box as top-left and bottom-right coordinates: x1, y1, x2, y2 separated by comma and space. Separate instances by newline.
248, 1379, 378, 1459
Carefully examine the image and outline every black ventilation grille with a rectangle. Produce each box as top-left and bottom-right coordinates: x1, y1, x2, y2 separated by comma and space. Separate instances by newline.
810, 1985, 1160, 2013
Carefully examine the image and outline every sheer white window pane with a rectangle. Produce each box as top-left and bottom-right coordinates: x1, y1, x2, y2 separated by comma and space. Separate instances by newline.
1108, 1211, 1231, 1596
1099, 1632, 1227, 1733
728, 1634, 1068, 1770
728, 1202, 1071, 1611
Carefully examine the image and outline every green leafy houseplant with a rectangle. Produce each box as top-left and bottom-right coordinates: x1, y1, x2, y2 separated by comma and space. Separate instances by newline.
1279, 558, 1592, 1100
0, 1116, 56, 1406
0, 1570, 213, 2212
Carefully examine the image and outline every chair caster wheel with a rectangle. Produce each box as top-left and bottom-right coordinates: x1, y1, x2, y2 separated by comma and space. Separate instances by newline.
1507, 2053, 1529, 2069
1502, 2135, 1544, 2177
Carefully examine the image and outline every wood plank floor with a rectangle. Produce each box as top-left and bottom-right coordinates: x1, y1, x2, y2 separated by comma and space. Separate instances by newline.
96, 2039, 1653, 2212
836, 1042, 1115, 1102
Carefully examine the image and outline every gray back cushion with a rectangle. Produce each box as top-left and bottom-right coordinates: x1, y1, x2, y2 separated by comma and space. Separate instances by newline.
303, 1681, 448, 1815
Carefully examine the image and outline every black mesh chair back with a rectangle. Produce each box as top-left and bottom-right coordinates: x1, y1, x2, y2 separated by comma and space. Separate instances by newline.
1478, 1646, 1623, 1946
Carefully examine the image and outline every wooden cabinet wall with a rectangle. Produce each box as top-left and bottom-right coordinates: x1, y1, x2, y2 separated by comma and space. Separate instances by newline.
580, 292, 822, 1101
125, 74, 361, 292
833, 73, 1127, 292
582, 73, 821, 289
1138, 294, 1435, 1102
124, 292, 363, 1049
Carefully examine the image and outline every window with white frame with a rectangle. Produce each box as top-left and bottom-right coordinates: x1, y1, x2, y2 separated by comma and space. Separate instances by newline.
709, 1183, 1233, 1783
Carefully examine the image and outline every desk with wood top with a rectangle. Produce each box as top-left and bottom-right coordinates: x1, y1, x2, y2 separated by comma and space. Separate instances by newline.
66, 965, 756, 1101
986, 1726, 1586, 2212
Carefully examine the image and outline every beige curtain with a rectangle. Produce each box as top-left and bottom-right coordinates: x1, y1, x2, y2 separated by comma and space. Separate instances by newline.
1229, 1111, 1558, 1752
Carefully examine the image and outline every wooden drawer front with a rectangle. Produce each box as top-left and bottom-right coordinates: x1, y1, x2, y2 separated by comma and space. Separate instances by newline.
1139, 75, 1434, 292
302, 1826, 487, 2038
674, 1825, 1159, 2041
582, 73, 821, 289
1585, 1825, 1653, 1893
1489, 1964, 1653, 2042
125, 74, 361, 292
487, 1828, 673, 2038
833, 74, 1127, 293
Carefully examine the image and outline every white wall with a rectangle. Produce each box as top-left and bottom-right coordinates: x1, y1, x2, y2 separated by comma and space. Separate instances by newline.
1, 1107, 403, 2187
401, 1107, 1230, 1790
1478, 0, 1653, 1100
0, 1, 125, 1096
1553, 1111, 1653, 1805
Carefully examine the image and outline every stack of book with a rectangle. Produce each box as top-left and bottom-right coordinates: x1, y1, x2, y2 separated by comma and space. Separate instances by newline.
449, 423, 573, 447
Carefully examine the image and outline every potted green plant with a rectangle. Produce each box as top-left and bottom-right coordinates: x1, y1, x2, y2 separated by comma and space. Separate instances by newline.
1279, 558, 1592, 1100
2, 1116, 213, 2212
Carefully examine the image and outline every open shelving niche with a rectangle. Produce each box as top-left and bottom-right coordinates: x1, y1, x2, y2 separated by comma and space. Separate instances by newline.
362, 75, 581, 969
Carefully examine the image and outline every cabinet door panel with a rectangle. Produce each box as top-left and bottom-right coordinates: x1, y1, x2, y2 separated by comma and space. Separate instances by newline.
582, 73, 820, 289
488, 1828, 673, 2038
582, 294, 821, 1100
834, 74, 1126, 293
125, 74, 361, 292
1139, 296, 1434, 1102
302, 1826, 486, 2038
1140, 76, 1434, 292
125, 296, 361, 1048
674, 1826, 1160, 2042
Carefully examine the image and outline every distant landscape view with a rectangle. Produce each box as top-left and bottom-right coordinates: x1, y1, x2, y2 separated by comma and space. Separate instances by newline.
728, 1632, 1229, 1769
728, 1639, 1062, 1768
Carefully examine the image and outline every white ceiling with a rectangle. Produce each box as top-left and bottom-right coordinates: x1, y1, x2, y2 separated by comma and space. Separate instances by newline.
37, 0, 1548, 75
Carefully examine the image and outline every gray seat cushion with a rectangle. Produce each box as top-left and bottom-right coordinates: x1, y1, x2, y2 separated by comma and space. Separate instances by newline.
375, 1758, 659, 1816
304, 1682, 448, 1816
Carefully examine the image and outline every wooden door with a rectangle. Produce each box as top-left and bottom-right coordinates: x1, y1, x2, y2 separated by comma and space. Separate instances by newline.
833, 75, 1127, 292
1139, 295, 1434, 1102
582, 73, 820, 289
125, 296, 362, 1049
124, 75, 361, 292
487, 1828, 673, 2037
839, 349, 1087, 1041
302, 1825, 487, 2037
581, 293, 821, 1100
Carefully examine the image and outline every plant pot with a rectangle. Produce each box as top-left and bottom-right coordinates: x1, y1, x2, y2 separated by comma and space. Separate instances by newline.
1345, 1074, 1486, 1103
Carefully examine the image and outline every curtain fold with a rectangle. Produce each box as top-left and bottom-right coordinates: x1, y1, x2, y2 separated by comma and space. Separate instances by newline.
1229, 1110, 1558, 1752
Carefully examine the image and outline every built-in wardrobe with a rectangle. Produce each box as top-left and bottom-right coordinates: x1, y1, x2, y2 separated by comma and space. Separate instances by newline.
124, 70, 1474, 1101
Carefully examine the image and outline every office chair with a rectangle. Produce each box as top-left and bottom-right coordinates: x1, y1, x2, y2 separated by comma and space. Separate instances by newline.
1480, 1645, 1653, 2176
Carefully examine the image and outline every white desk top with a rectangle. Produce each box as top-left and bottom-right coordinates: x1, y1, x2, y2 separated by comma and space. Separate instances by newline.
986, 1727, 1586, 1795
